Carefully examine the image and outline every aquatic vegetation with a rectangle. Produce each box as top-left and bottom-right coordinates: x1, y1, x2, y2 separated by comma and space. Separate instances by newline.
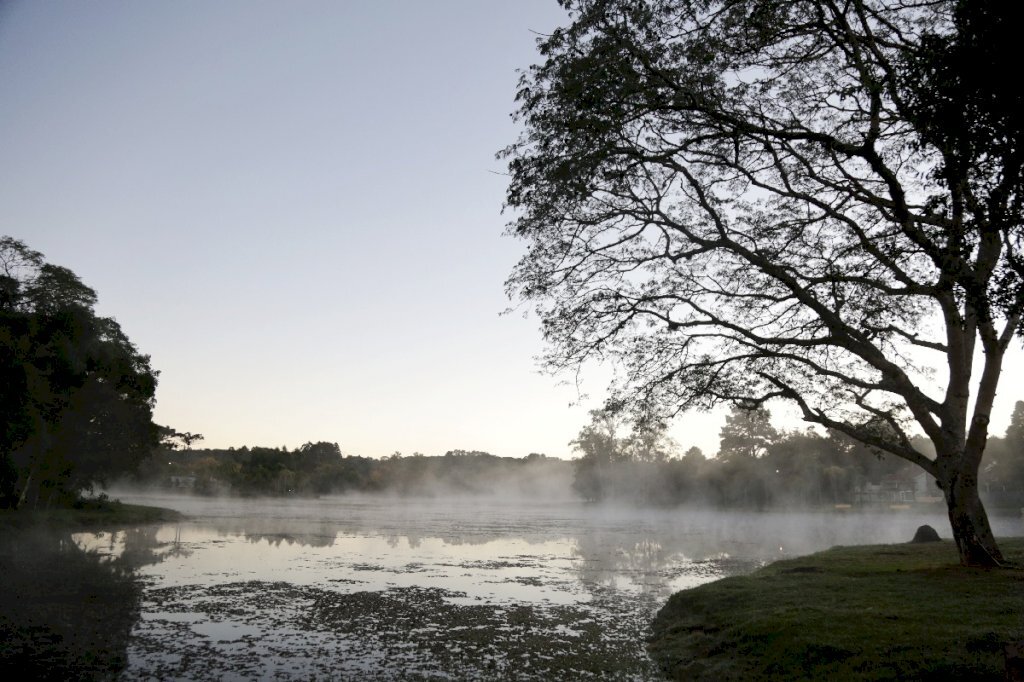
128, 581, 658, 680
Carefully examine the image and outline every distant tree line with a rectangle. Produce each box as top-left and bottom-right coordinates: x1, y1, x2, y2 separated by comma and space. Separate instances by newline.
133, 444, 574, 500
131, 401, 1024, 509
982, 401, 1024, 506
8, 232, 1018, 513
570, 403, 1024, 510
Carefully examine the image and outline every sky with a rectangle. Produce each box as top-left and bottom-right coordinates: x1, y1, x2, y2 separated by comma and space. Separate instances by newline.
0, 1, 1020, 460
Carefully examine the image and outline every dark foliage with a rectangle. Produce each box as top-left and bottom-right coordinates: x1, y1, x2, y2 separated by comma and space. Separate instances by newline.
134, 444, 575, 499
1, 237, 159, 508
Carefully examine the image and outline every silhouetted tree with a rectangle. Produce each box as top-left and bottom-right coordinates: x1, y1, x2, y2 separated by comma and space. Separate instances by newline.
1006, 402, 1024, 446
0, 237, 159, 507
626, 419, 676, 463
295, 441, 342, 468
663, 446, 708, 505
502, 0, 1022, 566
681, 447, 704, 463
986, 401, 1024, 498
766, 429, 847, 506
717, 406, 779, 462
570, 409, 626, 501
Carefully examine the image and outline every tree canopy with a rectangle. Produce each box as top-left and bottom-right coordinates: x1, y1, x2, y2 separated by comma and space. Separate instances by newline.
1, 237, 160, 508
503, 0, 1022, 566
718, 405, 779, 462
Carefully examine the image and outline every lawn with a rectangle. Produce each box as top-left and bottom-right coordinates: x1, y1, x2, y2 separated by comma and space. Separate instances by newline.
649, 538, 1024, 681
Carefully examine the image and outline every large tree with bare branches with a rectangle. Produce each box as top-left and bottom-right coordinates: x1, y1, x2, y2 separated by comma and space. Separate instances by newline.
502, 0, 1022, 566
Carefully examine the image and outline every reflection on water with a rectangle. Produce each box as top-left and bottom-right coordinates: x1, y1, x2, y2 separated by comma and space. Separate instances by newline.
105, 493, 1020, 596
0, 522, 172, 679
73, 524, 194, 567
15, 493, 1024, 680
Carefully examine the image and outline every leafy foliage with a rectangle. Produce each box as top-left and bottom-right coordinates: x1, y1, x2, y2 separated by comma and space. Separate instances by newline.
717, 405, 779, 462
0, 237, 159, 507
567, 407, 936, 509
135, 444, 576, 500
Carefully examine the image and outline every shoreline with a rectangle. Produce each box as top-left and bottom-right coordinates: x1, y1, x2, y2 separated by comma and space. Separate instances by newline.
0, 501, 183, 530
648, 538, 1024, 680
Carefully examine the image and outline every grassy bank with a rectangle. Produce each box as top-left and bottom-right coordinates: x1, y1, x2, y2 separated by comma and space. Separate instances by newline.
0, 498, 182, 529
649, 538, 1024, 681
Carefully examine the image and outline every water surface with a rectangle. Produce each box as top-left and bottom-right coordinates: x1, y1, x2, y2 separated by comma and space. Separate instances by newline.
64, 493, 1022, 679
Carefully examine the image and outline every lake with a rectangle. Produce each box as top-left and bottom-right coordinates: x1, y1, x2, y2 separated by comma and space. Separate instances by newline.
6, 493, 1021, 680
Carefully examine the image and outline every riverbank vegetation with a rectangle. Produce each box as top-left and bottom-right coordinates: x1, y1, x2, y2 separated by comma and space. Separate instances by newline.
649, 539, 1024, 680
566, 405, 1024, 512
125, 400, 1024, 514
132, 443, 575, 499
0, 496, 181, 529
1, 237, 165, 512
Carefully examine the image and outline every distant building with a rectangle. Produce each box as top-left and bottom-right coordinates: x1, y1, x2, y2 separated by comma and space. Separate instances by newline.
914, 471, 943, 504
853, 474, 917, 505
168, 475, 196, 489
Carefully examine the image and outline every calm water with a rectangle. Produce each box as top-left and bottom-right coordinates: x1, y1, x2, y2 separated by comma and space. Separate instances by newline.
36, 494, 1024, 679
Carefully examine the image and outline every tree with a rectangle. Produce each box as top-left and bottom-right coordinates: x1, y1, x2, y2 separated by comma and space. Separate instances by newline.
1006, 401, 1024, 446
0, 237, 160, 507
502, 1, 1022, 565
717, 405, 779, 462
991, 401, 1024, 494
681, 446, 705, 464
625, 418, 677, 463
570, 408, 626, 501
767, 428, 850, 506
156, 426, 206, 462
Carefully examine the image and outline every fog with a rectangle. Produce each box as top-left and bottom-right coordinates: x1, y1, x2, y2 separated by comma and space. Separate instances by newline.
14, 489, 1021, 679
106, 487, 1021, 555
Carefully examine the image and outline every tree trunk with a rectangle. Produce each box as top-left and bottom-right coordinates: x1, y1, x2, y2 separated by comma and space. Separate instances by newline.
942, 468, 1004, 567
16, 468, 33, 509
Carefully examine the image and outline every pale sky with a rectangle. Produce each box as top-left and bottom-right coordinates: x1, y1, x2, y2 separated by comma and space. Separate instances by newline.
0, 1, 1019, 459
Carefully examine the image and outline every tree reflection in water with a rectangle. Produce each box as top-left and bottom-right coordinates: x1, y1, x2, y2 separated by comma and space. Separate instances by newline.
0, 524, 172, 679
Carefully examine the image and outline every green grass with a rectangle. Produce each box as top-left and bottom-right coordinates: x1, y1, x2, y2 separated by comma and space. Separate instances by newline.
0, 498, 182, 529
649, 539, 1024, 681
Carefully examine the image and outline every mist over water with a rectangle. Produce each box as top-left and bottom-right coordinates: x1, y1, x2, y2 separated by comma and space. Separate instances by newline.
59, 491, 1019, 679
